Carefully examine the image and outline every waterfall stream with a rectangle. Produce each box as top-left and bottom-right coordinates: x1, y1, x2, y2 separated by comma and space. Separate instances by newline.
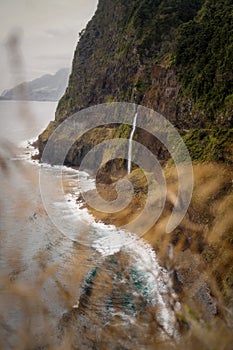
127, 112, 138, 174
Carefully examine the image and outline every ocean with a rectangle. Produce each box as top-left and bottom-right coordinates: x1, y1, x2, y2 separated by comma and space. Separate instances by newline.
0, 100, 178, 349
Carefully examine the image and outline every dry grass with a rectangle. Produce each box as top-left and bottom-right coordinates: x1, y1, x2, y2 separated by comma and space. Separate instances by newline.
1, 138, 233, 349
85, 162, 233, 349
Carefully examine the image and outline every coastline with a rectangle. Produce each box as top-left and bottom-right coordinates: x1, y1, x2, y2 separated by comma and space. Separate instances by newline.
79, 160, 233, 326
26, 140, 233, 342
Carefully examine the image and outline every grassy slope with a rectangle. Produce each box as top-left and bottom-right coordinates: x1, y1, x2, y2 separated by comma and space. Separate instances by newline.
83, 163, 233, 348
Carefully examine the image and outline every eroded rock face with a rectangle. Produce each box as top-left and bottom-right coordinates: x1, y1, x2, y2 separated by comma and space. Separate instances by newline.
37, 0, 206, 164
38, 0, 232, 168
142, 66, 179, 126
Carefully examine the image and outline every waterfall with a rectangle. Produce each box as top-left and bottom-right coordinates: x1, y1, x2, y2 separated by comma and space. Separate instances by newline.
127, 112, 138, 174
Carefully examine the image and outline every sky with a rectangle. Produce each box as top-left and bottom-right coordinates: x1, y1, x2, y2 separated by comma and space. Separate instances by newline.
0, 0, 98, 94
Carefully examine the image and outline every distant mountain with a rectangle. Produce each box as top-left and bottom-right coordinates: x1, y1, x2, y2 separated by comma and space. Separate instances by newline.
0, 68, 70, 101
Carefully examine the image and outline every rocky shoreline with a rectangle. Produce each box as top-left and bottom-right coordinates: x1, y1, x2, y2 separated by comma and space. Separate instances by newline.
79, 163, 233, 330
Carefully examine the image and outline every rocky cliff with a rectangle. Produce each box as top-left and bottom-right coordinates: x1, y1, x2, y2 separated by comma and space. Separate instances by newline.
35, 1, 233, 342
38, 0, 233, 165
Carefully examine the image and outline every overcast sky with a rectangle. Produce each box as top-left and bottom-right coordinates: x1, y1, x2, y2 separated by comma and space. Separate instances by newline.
0, 0, 98, 93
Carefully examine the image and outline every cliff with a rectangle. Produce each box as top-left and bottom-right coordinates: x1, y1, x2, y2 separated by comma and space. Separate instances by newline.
35, 1, 233, 344
38, 0, 233, 165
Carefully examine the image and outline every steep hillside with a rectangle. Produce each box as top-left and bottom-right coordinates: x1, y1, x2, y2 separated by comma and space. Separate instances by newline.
175, 0, 233, 126
38, 0, 233, 165
35, 1, 233, 346
55, 0, 205, 125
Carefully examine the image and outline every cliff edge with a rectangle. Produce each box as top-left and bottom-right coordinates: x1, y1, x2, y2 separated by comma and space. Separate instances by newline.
38, 0, 233, 165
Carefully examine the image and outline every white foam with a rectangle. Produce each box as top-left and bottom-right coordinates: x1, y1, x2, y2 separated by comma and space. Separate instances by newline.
18, 139, 179, 338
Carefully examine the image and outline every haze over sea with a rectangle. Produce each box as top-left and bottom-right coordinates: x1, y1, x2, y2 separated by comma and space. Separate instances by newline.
0, 100, 57, 144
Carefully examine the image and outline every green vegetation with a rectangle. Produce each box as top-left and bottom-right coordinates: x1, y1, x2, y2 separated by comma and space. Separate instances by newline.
54, 0, 205, 121
175, 0, 233, 124
134, 77, 152, 95
166, 127, 233, 164
183, 128, 233, 162
39, 0, 233, 165
131, 0, 204, 60
114, 123, 131, 138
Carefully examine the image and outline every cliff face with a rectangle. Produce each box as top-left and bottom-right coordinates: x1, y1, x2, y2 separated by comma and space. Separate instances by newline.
55, 0, 205, 124
35, 1, 233, 337
38, 0, 233, 164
